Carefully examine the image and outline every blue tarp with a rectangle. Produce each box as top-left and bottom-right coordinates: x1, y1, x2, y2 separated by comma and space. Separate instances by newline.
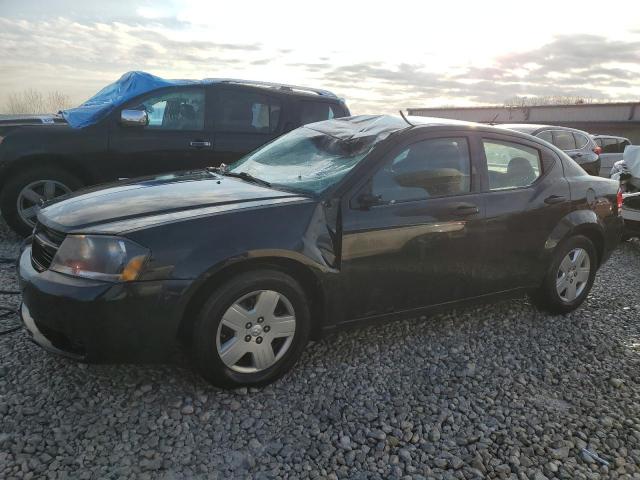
61, 71, 198, 129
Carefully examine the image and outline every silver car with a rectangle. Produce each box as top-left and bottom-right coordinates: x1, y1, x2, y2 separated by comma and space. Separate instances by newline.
592, 135, 632, 177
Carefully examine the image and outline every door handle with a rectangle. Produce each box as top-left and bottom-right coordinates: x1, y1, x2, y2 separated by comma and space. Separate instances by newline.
451, 203, 479, 216
572, 152, 583, 158
544, 194, 566, 205
189, 140, 212, 149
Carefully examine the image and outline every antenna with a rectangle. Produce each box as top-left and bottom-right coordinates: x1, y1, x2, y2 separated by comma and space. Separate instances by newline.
399, 110, 415, 127
489, 113, 500, 125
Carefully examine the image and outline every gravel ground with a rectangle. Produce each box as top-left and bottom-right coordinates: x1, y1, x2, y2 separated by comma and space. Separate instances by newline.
1, 222, 640, 480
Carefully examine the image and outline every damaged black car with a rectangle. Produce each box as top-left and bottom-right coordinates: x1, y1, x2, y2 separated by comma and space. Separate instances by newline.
18, 115, 623, 387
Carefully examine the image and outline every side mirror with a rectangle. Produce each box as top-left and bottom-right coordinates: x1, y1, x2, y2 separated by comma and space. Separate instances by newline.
120, 109, 148, 127
356, 192, 382, 210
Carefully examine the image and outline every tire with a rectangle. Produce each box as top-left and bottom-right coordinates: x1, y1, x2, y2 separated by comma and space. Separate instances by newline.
192, 269, 311, 388
532, 235, 597, 314
0, 166, 84, 236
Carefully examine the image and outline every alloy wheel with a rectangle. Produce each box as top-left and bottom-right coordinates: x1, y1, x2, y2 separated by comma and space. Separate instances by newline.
216, 290, 296, 373
17, 180, 72, 228
556, 248, 591, 302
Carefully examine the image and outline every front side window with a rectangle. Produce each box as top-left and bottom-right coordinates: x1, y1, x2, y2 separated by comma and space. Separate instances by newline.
370, 138, 471, 204
215, 91, 281, 133
299, 102, 345, 125
139, 89, 205, 130
553, 131, 577, 150
484, 140, 541, 190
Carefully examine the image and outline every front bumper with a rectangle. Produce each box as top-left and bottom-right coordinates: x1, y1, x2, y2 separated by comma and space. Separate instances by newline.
622, 206, 640, 237
18, 246, 191, 361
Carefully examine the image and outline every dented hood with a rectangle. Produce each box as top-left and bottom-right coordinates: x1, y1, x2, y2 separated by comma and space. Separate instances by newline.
38, 170, 305, 232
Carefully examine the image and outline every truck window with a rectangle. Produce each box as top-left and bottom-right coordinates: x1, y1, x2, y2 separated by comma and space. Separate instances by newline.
215, 90, 282, 133
300, 102, 346, 125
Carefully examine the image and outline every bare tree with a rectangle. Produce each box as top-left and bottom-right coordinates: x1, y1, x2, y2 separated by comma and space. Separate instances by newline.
504, 96, 599, 108
4, 89, 73, 114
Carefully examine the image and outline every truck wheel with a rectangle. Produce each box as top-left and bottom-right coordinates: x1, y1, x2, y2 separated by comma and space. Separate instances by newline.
192, 269, 311, 388
531, 235, 597, 314
0, 167, 84, 236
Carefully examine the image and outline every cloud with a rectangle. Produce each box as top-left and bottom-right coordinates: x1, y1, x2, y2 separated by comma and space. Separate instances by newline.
0, 16, 638, 115
312, 34, 640, 109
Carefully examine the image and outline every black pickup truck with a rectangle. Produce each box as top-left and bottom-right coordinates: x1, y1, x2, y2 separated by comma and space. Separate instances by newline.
0, 72, 349, 235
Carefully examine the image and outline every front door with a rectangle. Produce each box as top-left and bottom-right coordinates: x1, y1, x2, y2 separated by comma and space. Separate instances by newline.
340, 133, 486, 321
108, 86, 214, 179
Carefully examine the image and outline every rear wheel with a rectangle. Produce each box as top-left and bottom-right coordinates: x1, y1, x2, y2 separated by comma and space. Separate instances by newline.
192, 269, 311, 388
0, 167, 83, 236
532, 235, 597, 314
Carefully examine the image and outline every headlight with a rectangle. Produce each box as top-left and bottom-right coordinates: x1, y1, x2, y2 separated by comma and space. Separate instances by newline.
50, 235, 150, 282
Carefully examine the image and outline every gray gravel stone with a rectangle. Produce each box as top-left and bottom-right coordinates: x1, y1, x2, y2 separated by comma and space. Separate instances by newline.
2, 230, 640, 478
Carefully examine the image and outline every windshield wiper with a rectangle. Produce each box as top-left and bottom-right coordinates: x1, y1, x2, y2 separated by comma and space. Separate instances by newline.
219, 170, 272, 188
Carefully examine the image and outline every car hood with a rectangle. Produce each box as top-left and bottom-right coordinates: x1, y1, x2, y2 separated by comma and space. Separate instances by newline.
38, 170, 307, 233
0, 114, 67, 128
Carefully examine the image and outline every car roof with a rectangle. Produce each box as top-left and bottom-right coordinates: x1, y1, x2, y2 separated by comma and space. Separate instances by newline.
499, 123, 592, 136
304, 114, 538, 142
592, 134, 630, 141
202, 78, 340, 99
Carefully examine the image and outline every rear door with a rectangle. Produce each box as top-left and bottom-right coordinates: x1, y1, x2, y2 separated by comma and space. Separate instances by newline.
340, 130, 486, 321
108, 86, 213, 179
476, 132, 571, 293
210, 85, 286, 166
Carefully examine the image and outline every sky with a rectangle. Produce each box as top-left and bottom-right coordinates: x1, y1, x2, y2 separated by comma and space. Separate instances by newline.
0, 0, 639, 113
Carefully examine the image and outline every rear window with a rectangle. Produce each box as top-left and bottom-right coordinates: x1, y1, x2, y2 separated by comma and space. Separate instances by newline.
620, 139, 631, 152
553, 131, 576, 150
299, 102, 346, 125
602, 138, 619, 153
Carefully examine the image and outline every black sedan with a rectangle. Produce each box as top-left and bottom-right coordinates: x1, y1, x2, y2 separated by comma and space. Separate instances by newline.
18, 115, 623, 387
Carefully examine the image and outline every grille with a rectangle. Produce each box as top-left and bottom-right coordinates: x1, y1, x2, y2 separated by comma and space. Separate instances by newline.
31, 224, 65, 271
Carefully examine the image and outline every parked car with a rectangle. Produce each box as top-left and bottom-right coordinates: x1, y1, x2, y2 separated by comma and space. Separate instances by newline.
0, 71, 349, 235
610, 145, 640, 239
592, 134, 632, 177
19, 115, 623, 387
500, 124, 601, 176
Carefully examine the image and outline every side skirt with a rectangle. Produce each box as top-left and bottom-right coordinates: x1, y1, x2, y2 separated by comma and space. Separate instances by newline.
320, 287, 533, 335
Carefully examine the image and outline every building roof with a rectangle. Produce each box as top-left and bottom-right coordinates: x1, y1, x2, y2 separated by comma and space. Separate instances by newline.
407, 102, 640, 124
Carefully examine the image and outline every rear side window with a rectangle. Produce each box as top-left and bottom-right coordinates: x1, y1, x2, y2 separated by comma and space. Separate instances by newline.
299, 102, 345, 125
553, 131, 576, 150
602, 138, 619, 153
573, 132, 589, 149
594, 138, 603, 147
215, 91, 281, 133
371, 137, 471, 203
483, 140, 542, 190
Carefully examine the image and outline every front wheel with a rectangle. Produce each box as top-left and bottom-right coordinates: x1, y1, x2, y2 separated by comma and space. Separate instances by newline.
192, 269, 311, 388
532, 235, 597, 314
0, 167, 83, 236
